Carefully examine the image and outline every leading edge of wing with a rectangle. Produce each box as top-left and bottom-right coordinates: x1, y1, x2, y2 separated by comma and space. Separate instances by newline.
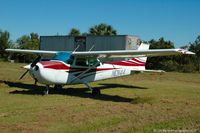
73, 49, 195, 58
5, 49, 58, 54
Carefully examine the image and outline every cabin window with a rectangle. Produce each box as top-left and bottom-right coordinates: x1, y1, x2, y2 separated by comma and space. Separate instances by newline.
75, 58, 88, 66
88, 59, 100, 66
75, 58, 100, 67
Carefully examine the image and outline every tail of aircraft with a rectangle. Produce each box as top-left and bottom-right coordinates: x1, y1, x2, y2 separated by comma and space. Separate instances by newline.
134, 42, 150, 63
107, 43, 150, 71
127, 43, 150, 71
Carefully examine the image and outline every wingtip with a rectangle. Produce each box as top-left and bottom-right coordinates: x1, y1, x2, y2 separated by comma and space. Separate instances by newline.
185, 51, 195, 55
177, 49, 195, 55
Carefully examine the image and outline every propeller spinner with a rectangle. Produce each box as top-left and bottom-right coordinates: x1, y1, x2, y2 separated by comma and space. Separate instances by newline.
19, 55, 41, 81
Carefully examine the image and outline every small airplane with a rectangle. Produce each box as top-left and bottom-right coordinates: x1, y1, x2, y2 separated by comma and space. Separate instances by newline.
6, 43, 195, 95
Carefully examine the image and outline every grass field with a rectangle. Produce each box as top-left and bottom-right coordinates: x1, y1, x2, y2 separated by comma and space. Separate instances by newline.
0, 62, 199, 133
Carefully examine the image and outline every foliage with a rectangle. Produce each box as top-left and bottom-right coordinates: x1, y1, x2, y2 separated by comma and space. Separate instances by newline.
17, 32, 39, 50
146, 37, 176, 71
68, 28, 81, 36
189, 35, 200, 57
189, 35, 200, 72
147, 36, 200, 72
0, 30, 12, 59
13, 33, 40, 62
89, 23, 117, 35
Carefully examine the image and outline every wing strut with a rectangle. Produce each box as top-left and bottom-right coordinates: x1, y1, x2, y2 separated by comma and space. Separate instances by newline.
70, 62, 100, 84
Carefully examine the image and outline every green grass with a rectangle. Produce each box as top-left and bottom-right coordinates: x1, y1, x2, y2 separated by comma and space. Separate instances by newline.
0, 61, 199, 133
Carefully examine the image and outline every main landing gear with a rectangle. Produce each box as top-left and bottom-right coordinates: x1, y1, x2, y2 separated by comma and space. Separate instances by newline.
92, 88, 101, 96
84, 82, 101, 96
54, 85, 62, 90
42, 85, 63, 95
42, 84, 100, 96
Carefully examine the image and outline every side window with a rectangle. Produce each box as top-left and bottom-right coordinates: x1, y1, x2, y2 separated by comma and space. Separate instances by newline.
75, 58, 100, 67
75, 58, 88, 66
88, 59, 100, 66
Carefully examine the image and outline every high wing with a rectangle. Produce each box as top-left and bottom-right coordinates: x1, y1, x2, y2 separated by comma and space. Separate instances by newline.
73, 49, 195, 58
6, 47, 195, 59
5, 49, 57, 54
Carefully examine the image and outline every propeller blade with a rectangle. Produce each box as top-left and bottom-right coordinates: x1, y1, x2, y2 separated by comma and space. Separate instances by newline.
31, 55, 41, 67
19, 55, 41, 80
19, 70, 29, 80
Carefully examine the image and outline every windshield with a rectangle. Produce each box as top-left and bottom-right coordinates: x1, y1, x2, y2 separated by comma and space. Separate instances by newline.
52, 52, 74, 64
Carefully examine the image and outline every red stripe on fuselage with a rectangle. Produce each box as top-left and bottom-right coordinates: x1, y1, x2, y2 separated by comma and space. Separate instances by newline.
96, 68, 117, 71
40, 61, 69, 70
39, 61, 117, 71
106, 61, 145, 66
131, 58, 145, 64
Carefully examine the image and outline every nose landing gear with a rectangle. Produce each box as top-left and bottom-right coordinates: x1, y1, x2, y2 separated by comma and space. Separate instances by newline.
42, 85, 49, 95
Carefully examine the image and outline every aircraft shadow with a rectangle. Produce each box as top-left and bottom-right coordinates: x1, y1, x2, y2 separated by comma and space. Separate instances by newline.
2, 80, 148, 103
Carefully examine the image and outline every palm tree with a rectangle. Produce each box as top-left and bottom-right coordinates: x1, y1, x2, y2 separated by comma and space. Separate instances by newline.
68, 28, 81, 36
89, 23, 117, 35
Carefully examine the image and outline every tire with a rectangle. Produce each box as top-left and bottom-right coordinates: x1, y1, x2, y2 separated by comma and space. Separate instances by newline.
92, 88, 101, 96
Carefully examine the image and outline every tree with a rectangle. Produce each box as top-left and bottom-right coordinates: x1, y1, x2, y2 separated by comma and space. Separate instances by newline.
17, 35, 31, 49
146, 37, 177, 71
0, 30, 12, 58
68, 28, 81, 36
15, 33, 39, 62
189, 35, 200, 57
89, 23, 117, 35
30, 32, 40, 50
17, 33, 39, 50
189, 35, 200, 72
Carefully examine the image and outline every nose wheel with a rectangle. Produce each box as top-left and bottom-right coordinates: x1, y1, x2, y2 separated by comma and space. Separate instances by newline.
42, 85, 49, 95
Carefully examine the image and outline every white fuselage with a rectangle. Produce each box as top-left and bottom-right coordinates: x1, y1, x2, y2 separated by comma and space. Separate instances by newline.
29, 61, 132, 85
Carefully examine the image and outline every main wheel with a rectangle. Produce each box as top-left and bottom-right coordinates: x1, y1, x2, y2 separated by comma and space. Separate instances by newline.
54, 85, 62, 89
92, 88, 101, 96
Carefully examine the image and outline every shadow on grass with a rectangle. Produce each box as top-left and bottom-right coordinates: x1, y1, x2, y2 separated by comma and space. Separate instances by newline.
2, 80, 149, 103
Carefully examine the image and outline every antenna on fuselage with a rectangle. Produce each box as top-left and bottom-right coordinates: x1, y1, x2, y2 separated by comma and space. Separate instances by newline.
73, 45, 80, 52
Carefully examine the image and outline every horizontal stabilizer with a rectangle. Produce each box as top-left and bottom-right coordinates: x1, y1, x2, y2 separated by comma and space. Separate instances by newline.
132, 69, 166, 73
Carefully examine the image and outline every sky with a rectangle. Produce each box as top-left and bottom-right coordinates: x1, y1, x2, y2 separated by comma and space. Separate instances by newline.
0, 0, 200, 47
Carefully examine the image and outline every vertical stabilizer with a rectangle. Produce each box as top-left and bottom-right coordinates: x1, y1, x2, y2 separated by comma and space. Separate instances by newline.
136, 43, 150, 63
128, 43, 150, 71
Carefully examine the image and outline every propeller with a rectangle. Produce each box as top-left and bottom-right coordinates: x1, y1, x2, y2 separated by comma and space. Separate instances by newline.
19, 55, 41, 80
31, 55, 41, 67
19, 70, 29, 80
